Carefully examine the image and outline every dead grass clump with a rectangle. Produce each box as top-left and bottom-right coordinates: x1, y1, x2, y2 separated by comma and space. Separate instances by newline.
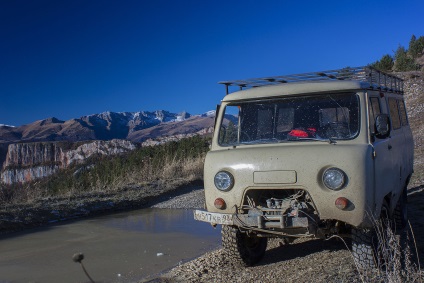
353, 220, 423, 283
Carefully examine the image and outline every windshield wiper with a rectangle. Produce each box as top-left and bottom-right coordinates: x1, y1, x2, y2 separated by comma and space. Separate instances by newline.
287, 136, 337, 144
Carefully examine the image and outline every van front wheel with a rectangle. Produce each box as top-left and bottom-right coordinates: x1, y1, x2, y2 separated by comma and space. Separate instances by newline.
351, 201, 390, 270
351, 227, 377, 269
221, 225, 267, 266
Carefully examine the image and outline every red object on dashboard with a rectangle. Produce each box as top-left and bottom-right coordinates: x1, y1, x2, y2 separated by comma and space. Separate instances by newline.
288, 129, 309, 138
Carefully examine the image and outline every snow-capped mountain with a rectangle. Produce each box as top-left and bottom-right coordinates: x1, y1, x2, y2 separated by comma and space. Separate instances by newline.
0, 110, 214, 143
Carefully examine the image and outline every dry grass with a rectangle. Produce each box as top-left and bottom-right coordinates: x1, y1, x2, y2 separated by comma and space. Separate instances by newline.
104, 155, 205, 192
351, 220, 423, 283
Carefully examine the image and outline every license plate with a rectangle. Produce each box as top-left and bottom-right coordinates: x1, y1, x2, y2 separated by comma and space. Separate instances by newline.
194, 210, 233, 225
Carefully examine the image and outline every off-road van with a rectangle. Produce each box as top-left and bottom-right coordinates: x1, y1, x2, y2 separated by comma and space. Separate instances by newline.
194, 66, 414, 268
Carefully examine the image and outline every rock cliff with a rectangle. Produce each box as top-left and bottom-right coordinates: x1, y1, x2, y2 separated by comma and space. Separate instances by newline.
4, 142, 63, 169
1, 165, 60, 185
1, 140, 137, 184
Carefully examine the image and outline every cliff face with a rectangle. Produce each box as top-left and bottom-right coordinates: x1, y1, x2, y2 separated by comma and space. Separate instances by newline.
1, 140, 137, 184
1, 165, 60, 185
4, 142, 64, 168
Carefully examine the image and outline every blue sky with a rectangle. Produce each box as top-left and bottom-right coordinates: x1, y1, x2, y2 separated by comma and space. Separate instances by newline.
1, 0, 423, 126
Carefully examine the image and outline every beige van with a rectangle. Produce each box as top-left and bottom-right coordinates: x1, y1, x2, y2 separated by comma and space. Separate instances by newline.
194, 66, 414, 268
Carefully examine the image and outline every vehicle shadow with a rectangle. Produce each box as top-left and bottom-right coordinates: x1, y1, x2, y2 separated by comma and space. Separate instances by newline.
259, 237, 347, 266
406, 184, 424, 267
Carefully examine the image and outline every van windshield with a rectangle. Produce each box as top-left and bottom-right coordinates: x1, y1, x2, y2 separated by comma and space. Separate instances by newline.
218, 93, 360, 146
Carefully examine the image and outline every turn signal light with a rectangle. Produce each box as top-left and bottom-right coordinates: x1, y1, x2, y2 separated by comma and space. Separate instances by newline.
335, 197, 349, 210
214, 198, 226, 210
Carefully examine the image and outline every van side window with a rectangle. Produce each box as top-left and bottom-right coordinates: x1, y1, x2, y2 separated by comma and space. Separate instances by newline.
398, 100, 409, 126
368, 97, 381, 134
388, 98, 401, 130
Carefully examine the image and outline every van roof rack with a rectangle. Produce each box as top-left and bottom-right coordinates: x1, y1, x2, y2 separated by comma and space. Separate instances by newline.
219, 66, 404, 95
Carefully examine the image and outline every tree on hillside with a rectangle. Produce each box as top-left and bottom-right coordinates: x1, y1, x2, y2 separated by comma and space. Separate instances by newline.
370, 54, 394, 72
393, 45, 419, 72
408, 35, 424, 59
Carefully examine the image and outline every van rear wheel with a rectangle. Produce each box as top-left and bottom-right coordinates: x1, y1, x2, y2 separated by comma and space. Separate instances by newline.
393, 187, 407, 231
221, 225, 267, 266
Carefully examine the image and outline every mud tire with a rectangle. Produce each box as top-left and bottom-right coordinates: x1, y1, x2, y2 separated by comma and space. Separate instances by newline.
221, 225, 267, 267
351, 201, 390, 270
351, 227, 377, 269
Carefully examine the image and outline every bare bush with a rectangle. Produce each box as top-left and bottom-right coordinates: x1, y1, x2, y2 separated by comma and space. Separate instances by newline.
353, 219, 423, 283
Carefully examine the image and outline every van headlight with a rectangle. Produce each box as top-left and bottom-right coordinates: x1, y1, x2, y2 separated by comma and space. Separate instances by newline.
322, 168, 346, 190
214, 171, 234, 191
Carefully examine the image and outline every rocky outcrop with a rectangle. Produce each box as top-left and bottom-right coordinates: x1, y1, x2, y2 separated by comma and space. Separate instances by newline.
1, 140, 137, 184
4, 142, 64, 168
141, 127, 214, 147
62, 139, 137, 166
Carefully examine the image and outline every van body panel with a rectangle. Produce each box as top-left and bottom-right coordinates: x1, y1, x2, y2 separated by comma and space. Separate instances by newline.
204, 142, 374, 227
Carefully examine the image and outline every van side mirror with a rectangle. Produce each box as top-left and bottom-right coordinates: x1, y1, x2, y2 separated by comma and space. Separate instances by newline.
375, 114, 390, 139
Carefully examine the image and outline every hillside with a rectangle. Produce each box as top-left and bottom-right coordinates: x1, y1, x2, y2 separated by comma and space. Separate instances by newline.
398, 71, 424, 186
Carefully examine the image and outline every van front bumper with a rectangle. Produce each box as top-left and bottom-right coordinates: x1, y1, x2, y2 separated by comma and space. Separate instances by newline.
193, 209, 309, 229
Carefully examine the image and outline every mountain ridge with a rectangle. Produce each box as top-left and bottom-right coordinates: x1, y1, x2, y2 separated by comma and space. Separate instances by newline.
0, 110, 214, 144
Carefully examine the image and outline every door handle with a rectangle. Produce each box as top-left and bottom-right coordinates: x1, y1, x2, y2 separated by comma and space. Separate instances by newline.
388, 144, 392, 150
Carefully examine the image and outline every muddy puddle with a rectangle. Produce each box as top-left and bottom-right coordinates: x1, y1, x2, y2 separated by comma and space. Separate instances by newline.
0, 209, 221, 283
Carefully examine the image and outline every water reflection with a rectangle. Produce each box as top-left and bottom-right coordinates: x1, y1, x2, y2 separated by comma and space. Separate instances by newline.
0, 209, 220, 283
106, 209, 215, 236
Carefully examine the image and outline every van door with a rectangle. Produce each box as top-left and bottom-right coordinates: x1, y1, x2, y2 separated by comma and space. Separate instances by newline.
387, 96, 404, 195
397, 99, 414, 182
368, 94, 395, 211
